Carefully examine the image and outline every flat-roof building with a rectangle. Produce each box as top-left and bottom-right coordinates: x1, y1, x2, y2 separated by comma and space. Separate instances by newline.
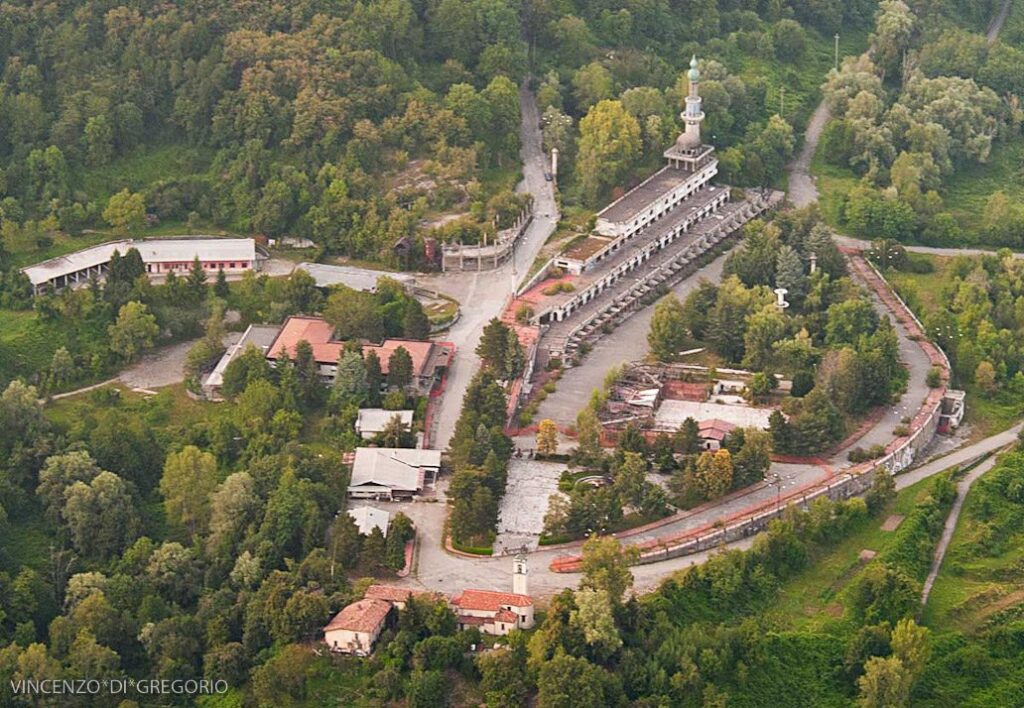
202, 324, 282, 399
22, 237, 267, 295
356, 409, 414, 439
347, 505, 391, 537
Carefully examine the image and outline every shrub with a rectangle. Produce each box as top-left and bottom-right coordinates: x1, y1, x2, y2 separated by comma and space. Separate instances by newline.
926, 366, 942, 388
515, 304, 534, 324
849, 445, 887, 463
893, 425, 910, 437
541, 281, 576, 296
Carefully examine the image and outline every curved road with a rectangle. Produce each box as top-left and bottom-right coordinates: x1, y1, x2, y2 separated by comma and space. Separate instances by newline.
424, 83, 558, 449
396, 4, 1021, 600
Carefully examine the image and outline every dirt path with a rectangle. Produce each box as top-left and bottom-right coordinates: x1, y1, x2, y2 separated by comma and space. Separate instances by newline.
921, 455, 1000, 604
789, 0, 1011, 212
786, 100, 831, 208
988, 0, 1013, 43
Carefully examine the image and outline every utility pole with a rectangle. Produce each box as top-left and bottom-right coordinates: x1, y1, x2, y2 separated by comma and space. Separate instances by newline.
779, 86, 785, 117
834, 33, 840, 72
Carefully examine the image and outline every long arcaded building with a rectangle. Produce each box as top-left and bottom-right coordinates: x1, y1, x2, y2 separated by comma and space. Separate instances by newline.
22, 237, 268, 295
524, 57, 783, 358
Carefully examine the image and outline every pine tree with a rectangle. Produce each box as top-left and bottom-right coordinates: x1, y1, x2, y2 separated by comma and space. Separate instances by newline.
768, 410, 791, 454
674, 417, 701, 455
293, 339, 323, 409
387, 346, 413, 389
214, 267, 230, 298
360, 527, 387, 574
187, 256, 208, 301
402, 300, 431, 339
477, 318, 514, 375
503, 327, 524, 380
332, 351, 367, 405
364, 350, 383, 406
775, 244, 807, 303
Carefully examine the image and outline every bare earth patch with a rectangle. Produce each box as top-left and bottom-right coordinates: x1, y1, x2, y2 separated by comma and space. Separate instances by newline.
859, 549, 878, 562
881, 514, 905, 531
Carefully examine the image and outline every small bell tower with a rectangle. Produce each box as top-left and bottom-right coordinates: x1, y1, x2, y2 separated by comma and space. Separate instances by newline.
513, 550, 528, 596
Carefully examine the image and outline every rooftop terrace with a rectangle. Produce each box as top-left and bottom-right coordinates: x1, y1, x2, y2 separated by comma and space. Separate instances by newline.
596, 166, 694, 224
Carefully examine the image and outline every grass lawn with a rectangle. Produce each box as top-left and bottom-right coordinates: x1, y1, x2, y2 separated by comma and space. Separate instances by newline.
884, 256, 953, 318
424, 296, 459, 325
924, 460, 1024, 633
0, 513, 56, 574
768, 473, 950, 634
941, 138, 1024, 238
76, 141, 213, 202
736, 27, 870, 145
45, 383, 220, 437
811, 147, 860, 229
0, 308, 71, 385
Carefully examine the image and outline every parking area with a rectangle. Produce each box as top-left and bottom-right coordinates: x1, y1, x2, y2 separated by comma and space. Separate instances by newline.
494, 459, 565, 554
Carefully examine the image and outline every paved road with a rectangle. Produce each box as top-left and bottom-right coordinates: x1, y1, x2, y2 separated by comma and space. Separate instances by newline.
387, 423, 1021, 601
531, 254, 728, 427
920, 455, 1000, 603
896, 423, 1021, 491
424, 83, 558, 450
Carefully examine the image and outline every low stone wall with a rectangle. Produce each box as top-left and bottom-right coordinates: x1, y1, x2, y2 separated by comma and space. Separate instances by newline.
441, 210, 533, 272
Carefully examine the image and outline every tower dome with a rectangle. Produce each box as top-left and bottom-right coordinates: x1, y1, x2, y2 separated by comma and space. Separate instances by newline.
687, 55, 700, 82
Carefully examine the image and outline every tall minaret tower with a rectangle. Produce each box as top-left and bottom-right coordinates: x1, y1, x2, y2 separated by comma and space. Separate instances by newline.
680, 55, 704, 149
512, 551, 528, 596
664, 55, 712, 172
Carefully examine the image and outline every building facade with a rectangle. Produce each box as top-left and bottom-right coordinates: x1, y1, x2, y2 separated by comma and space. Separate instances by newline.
323, 599, 392, 656
22, 237, 268, 295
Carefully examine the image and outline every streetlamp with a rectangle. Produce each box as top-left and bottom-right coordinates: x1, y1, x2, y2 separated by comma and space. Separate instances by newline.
834, 33, 840, 72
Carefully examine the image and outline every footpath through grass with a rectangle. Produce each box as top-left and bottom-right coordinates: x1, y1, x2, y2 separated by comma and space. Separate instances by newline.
768, 473, 948, 634
924, 451, 1024, 634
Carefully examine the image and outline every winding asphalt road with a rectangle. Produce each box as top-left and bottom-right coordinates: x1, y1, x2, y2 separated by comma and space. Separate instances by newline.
423, 83, 558, 450
395, 3, 1022, 599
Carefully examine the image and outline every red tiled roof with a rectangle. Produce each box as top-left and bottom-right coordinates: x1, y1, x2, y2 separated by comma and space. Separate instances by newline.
266, 316, 448, 377
267, 316, 341, 363
698, 418, 736, 441
365, 339, 443, 377
494, 609, 519, 623
456, 615, 488, 626
451, 589, 533, 611
365, 585, 440, 604
324, 599, 391, 634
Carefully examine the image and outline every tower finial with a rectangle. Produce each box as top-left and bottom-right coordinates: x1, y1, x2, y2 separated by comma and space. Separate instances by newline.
688, 55, 700, 83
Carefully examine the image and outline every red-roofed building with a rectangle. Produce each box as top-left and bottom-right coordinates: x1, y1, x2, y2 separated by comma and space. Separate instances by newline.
698, 418, 736, 450
450, 589, 534, 635
323, 599, 392, 655
364, 585, 442, 610
265, 316, 451, 393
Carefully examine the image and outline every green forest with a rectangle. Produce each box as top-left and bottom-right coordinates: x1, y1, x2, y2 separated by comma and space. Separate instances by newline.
0, 0, 872, 280
816, 0, 1024, 247
4, 0, 1024, 706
